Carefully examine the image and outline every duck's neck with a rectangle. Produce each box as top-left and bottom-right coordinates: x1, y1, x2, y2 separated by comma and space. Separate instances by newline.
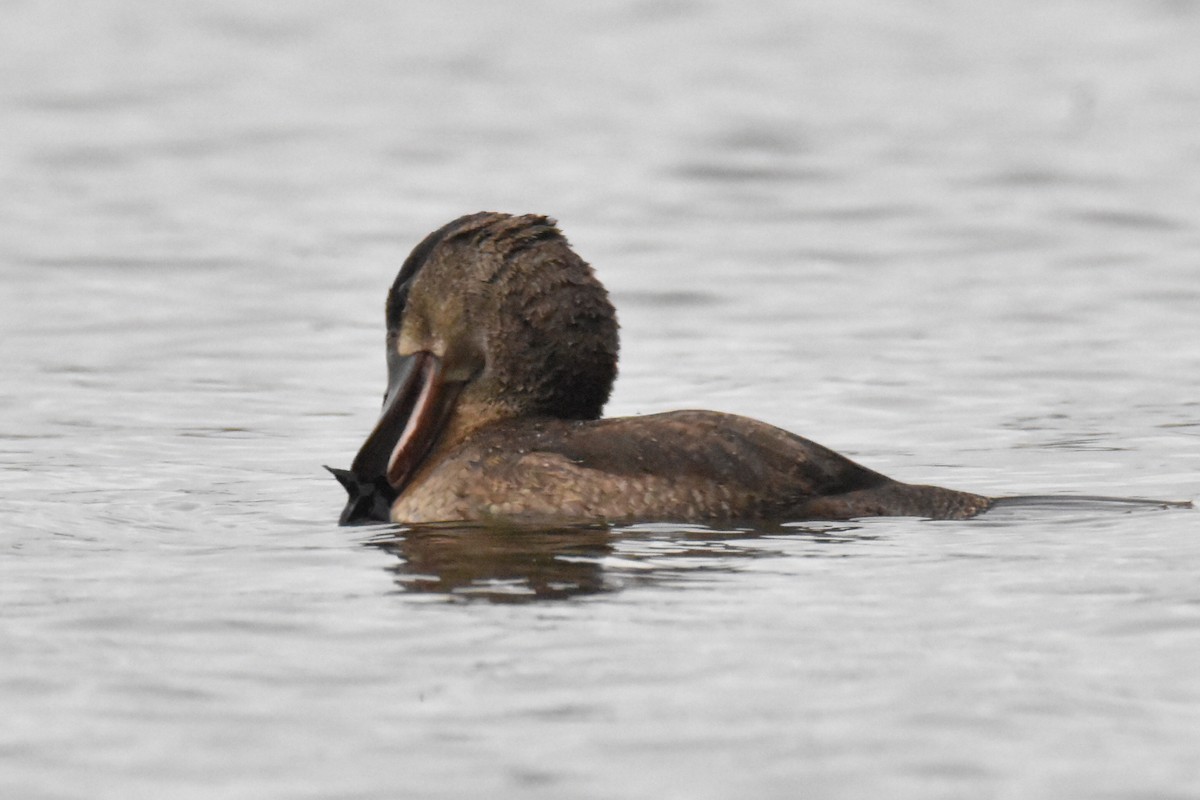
432, 398, 526, 453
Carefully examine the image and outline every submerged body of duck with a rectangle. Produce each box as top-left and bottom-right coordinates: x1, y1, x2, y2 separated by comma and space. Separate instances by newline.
331, 212, 990, 526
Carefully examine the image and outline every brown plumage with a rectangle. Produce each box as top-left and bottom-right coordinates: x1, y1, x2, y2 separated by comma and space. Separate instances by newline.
332, 212, 991, 525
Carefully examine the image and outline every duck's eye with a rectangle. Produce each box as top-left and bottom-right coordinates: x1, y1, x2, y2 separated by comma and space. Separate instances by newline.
385, 281, 412, 329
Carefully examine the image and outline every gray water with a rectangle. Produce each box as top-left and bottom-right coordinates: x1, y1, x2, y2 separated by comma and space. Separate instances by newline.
3, 1, 1200, 798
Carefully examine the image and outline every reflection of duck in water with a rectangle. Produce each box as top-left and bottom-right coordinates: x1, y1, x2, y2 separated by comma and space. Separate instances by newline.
331, 212, 990, 526
367, 523, 846, 602
368, 524, 617, 601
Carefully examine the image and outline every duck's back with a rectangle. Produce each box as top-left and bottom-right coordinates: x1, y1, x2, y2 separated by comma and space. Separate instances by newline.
391, 410, 990, 524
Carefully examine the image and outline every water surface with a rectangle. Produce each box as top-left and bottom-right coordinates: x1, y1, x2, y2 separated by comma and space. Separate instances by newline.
2, 2, 1199, 798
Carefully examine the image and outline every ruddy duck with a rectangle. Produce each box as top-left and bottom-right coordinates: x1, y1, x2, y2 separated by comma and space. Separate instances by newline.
331, 212, 991, 525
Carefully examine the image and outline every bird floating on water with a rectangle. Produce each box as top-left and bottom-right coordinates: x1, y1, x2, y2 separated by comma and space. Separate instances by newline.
330, 212, 1000, 526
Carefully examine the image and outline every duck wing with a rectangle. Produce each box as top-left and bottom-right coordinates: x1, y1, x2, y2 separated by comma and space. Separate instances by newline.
540, 410, 893, 506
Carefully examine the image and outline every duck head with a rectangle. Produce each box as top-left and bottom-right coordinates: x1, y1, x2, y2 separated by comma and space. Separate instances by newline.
332, 212, 619, 524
